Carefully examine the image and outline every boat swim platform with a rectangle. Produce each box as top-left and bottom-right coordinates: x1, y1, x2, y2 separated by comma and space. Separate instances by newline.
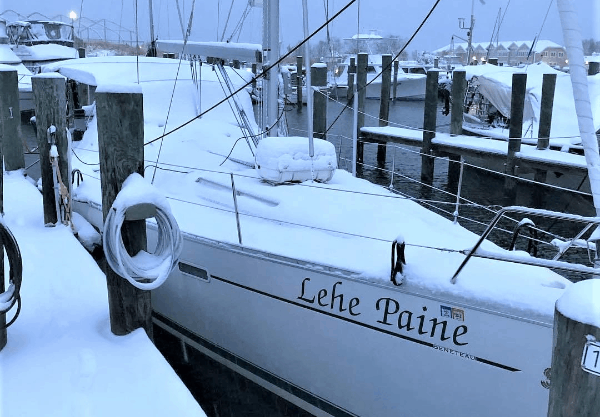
0, 173, 205, 417
361, 126, 588, 177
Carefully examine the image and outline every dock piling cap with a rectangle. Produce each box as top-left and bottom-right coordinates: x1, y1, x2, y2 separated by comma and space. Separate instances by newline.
556, 279, 600, 327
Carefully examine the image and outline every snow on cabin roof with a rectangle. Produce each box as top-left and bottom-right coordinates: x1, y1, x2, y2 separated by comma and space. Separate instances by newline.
346, 32, 384, 40
432, 39, 565, 54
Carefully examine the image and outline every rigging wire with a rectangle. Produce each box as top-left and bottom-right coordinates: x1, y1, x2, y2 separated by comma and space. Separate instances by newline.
531, 0, 554, 57
151, 0, 197, 184
144, 0, 358, 147
494, 0, 511, 47
220, 0, 236, 42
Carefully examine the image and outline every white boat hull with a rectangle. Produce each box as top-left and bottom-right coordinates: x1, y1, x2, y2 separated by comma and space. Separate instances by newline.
149, 227, 553, 417
365, 75, 426, 100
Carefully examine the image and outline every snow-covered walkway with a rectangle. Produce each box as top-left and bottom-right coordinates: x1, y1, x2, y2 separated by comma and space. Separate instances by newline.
0, 172, 205, 417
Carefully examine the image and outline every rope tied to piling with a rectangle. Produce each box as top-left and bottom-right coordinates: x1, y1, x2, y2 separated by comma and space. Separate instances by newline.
0, 220, 23, 329
103, 173, 183, 290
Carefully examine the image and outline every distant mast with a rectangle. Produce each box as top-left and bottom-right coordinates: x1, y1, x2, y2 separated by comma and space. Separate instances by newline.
147, 0, 157, 57
262, 0, 279, 137
459, 0, 476, 65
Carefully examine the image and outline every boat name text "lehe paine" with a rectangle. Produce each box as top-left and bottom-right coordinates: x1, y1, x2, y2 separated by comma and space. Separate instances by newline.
297, 278, 469, 347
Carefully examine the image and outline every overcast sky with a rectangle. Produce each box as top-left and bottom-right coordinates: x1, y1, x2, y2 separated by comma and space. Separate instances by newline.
2, 0, 597, 53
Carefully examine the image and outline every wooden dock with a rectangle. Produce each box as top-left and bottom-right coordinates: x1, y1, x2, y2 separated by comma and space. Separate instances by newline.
361, 126, 588, 179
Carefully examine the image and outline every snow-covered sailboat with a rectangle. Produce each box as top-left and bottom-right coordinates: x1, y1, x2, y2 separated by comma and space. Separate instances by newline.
56, 1, 600, 416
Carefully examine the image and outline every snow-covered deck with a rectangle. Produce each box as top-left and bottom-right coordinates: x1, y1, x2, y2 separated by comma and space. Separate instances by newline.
0, 172, 205, 417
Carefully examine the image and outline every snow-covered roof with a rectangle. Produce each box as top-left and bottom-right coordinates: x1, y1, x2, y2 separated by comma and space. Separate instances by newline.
433, 40, 565, 54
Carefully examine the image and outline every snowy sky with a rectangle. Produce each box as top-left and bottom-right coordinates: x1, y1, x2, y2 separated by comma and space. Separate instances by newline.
2, 0, 598, 53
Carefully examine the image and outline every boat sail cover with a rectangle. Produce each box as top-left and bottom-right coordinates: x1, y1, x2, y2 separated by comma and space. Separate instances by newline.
466, 62, 600, 146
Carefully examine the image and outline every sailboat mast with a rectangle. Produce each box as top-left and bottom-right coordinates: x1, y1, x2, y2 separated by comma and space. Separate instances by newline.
466, 0, 475, 64
262, 0, 280, 137
148, 0, 157, 57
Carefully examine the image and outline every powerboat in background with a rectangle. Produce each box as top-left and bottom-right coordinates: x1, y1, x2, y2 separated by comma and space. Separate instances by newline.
0, 19, 34, 116
7, 20, 78, 74
330, 55, 428, 100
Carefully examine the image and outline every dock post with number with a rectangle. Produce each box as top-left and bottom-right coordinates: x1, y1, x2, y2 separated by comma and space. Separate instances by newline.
547, 280, 600, 416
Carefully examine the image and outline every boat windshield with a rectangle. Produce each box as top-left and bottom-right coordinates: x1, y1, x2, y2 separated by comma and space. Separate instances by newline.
7, 21, 74, 47
401, 67, 427, 75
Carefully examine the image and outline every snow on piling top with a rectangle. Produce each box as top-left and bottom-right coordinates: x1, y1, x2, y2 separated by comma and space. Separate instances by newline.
96, 83, 143, 95
112, 172, 172, 214
32, 72, 66, 80
556, 279, 600, 327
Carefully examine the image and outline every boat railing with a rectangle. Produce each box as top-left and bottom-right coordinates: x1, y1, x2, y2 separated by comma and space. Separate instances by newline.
450, 206, 600, 283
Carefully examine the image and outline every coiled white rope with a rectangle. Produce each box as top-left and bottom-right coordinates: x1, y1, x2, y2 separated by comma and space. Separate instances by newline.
103, 174, 183, 290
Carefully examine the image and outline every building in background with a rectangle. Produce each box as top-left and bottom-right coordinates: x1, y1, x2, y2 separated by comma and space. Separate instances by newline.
433, 40, 568, 68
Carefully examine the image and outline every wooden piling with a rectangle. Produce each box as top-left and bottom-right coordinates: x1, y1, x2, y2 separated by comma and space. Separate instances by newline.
97, 87, 152, 338
537, 73, 557, 150
312, 64, 327, 140
296, 56, 303, 111
356, 53, 368, 170
347, 57, 356, 101
448, 70, 467, 185
0, 69, 25, 171
379, 54, 392, 127
504, 72, 527, 202
533, 72, 557, 206
32, 74, 69, 226
421, 70, 439, 185
392, 60, 399, 101
548, 286, 600, 417
233, 59, 240, 69
377, 54, 392, 166
588, 61, 600, 76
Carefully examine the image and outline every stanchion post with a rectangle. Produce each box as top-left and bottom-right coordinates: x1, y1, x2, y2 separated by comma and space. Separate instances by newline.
32, 74, 69, 226
96, 86, 152, 338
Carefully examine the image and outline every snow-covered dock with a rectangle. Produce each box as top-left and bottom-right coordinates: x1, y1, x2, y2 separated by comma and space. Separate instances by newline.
0, 172, 205, 417
361, 125, 588, 178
